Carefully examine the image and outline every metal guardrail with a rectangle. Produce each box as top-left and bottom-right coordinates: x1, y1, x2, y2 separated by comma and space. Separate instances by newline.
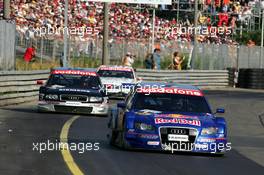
136, 69, 229, 88
0, 70, 49, 106
0, 69, 230, 106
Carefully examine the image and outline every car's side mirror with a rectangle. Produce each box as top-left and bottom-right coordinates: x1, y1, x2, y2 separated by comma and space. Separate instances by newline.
216, 108, 225, 114
136, 77, 143, 81
117, 102, 126, 109
36, 80, 44, 85
100, 88, 108, 96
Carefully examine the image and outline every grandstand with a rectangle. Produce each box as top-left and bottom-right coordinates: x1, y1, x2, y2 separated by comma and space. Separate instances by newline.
9, 0, 262, 45
0, 0, 3, 18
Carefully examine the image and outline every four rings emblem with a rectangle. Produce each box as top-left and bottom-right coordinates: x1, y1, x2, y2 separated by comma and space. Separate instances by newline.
68, 96, 80, 100
170, 129, 186, 135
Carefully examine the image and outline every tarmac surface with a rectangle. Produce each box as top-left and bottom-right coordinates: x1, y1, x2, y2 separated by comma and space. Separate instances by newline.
0, 89, 263, 175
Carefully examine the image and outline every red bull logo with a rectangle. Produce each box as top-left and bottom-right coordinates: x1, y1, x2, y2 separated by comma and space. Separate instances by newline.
155, 118, 201, 126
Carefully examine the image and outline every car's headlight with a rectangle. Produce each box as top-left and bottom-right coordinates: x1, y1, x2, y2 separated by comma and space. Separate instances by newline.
201, 127, 218, 135
89, 97, 103, 102
135, 123, 154, 131
45, 94, 58, 100
39, 93, 45, 100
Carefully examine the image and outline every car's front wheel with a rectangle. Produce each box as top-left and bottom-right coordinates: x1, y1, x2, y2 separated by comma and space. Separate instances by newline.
114, 131, 130, 150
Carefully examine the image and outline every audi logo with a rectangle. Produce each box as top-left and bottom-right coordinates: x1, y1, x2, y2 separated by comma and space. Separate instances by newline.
170, 129, 186, 135
68, 96, 79, 100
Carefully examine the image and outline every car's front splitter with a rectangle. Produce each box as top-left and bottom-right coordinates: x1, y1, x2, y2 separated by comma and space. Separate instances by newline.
38, 101, 109, 115
124, 131, 227, 153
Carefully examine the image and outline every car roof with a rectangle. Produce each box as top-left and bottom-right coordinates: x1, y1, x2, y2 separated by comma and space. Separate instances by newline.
98, 65, 133, 69
137, 82, 200, 91
52, 67, 97, 72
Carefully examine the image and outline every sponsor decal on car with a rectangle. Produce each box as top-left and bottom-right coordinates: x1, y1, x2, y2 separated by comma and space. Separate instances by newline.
52, 70, 97, 76
154, 118, 201, 126
197, 138, 217, 142
127, 130, 159, 139
99, 67, 133, 72
136, 87, 203, 96
154, 114, 198, 119
139, 134, 159, 139
147, 141, 160, 146
58, 89, 90, 93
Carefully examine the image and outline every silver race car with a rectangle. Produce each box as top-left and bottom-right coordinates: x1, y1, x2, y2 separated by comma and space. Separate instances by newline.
97, 65, 137, 98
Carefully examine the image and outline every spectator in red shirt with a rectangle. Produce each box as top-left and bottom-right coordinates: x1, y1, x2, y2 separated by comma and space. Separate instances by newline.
23, 46, 36, 63
23, 46, 36, 70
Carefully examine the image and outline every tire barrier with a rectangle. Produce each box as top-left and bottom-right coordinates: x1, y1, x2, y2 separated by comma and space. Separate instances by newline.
238, 69, 264, 89
227, 68, 237, 87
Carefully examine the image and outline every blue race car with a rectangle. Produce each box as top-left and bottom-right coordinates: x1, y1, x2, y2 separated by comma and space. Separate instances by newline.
108, 82, 228, 154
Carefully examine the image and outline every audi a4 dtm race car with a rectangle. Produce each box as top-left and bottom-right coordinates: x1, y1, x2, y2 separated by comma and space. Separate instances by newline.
108, 82, 228, 154
37, 68, 109, 115
97, 65, 137, 98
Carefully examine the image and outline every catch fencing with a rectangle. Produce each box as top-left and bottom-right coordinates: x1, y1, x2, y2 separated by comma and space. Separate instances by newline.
15, 34, 264, 70
0, 69, 229, 106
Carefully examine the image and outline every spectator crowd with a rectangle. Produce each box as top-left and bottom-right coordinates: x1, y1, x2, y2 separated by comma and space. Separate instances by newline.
7, 0, 260, 45
0, 0, 3, 18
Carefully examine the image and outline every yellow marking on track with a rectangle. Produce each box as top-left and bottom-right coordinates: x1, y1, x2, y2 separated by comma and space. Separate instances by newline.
60, 115, 84, 175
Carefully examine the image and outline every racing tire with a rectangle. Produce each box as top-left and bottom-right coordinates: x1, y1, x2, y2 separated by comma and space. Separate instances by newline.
213, 152, 225, 157
116, 131, 131, 150
37, 107, 45, 113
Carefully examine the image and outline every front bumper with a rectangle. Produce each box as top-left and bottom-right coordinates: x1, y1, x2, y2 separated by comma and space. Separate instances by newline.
124, 130, 227, 154
38, 101, 109, 115
105, 88, 130, 98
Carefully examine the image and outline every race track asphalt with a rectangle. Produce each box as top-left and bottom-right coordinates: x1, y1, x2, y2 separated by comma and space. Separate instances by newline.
0, 89, 264, 175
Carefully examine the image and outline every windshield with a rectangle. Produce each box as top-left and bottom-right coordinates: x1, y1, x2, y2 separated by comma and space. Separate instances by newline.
132, 93, 211, 114
97, 70, 134, 79
46, 74, 101, 89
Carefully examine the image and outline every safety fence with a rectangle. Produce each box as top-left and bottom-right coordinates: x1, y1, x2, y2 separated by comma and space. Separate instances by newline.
16, 33, 264, 71
0, 69, 230, 106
